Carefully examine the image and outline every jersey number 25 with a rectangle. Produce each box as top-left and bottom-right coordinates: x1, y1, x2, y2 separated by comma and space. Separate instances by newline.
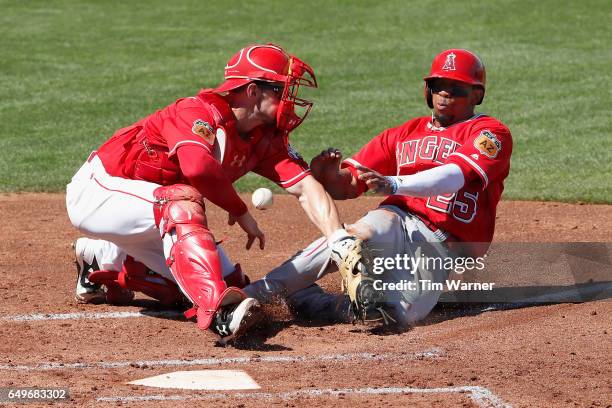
426, 189, 478, 223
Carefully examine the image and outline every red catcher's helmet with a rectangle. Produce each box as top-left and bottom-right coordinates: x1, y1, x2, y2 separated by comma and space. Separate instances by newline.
214, 43, 317, 134
424, 49, 486, 108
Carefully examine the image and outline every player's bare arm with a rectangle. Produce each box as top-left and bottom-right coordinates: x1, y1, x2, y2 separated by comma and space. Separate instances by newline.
284, 174, 343, 238
309, 148, 360, 200
284, 174, 374, 300
228, 212, 265, 250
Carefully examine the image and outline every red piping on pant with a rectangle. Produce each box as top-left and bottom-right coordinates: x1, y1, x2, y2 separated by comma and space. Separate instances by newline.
92, 176, 156, 205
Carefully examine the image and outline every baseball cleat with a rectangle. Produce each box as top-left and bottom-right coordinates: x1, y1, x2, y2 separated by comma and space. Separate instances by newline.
211, 297, 262, 346
73, 238, 106, 304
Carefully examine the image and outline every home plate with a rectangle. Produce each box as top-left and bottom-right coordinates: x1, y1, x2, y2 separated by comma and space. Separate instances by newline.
128, 370, 260, 390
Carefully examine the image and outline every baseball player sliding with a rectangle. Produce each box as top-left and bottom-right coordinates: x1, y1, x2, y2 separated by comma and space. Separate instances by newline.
66, 43, 367, 344
244, 49, 513, 326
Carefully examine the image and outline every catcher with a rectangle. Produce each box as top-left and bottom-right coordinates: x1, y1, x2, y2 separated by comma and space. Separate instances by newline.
244, 49, 513, 326
66, 43, 366, 344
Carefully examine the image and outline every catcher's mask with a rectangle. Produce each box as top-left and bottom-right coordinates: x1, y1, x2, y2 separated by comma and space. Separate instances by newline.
423, 49, 486, 108
214, 43, 317, 134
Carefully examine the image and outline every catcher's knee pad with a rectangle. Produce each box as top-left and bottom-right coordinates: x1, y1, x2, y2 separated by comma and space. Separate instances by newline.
153, 185, 245, 330
153, 184, 207, 232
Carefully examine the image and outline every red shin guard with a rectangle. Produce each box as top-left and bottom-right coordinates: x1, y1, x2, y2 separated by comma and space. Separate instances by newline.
154, 184, 245, 330
88, 256, 184, 306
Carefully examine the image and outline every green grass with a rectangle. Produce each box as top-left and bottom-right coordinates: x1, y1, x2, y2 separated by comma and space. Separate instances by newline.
1, 0, 610, 203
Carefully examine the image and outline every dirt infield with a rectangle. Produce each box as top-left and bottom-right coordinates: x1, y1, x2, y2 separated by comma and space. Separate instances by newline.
0, 193, 610, 407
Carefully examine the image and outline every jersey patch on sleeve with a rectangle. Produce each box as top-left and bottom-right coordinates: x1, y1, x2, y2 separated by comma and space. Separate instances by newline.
474, 130, 502, 159
287, 144, 303, 161
192, 119, 216, 145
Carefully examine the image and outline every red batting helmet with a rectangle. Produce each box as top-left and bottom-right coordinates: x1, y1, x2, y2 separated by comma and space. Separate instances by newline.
424, 49, 486, 108
215, 43, 317, 134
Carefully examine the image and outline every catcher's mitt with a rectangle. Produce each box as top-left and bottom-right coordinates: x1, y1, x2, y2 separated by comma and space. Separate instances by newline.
330, 236, 395, 325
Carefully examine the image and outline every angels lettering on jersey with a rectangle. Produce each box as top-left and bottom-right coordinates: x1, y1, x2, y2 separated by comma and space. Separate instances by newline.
396, 135, 461, 168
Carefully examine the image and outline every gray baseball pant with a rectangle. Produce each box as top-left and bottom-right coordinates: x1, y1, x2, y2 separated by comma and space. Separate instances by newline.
243, 205, 454, 325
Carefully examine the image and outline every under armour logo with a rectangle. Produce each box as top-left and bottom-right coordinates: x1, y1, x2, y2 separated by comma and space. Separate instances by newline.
442, 52, 456, 71
230, 154, 246, 167
217, 324, 229, 336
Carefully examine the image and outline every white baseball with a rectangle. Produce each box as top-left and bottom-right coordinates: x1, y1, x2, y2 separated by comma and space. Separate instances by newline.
252, 187, 274, 210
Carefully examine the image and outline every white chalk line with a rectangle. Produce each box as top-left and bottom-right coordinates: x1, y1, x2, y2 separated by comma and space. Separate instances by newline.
0, 348, 443, 371
96, 385, 512, 408
1, 310, 184, 322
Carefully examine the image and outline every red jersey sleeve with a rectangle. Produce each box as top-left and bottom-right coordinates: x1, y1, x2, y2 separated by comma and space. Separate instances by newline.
446, 122, 513, 191
177, 144, 248, 217
341, 127, 400, 194
253, 140, 310, 188
163, 99, 218, 157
